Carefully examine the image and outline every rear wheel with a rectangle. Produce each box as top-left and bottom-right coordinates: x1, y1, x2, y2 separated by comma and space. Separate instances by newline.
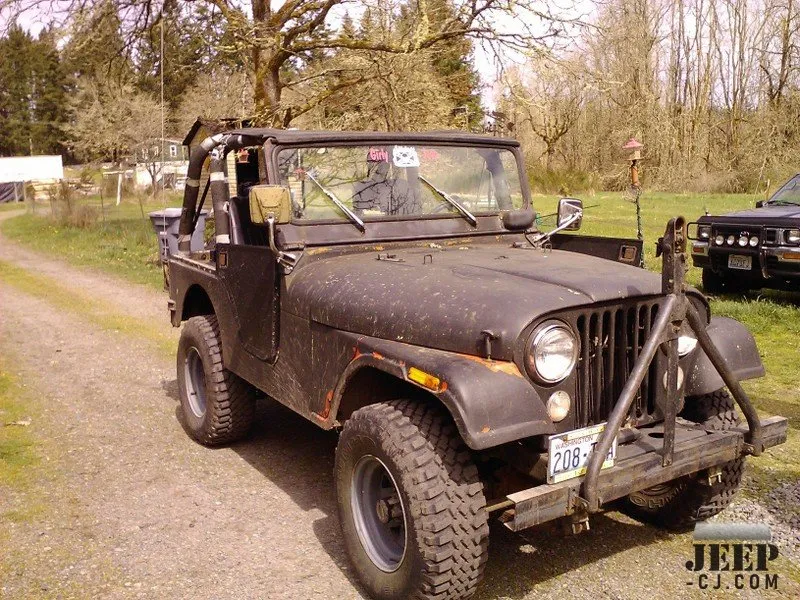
621, 389, 744, 531
335, 399, 489, 600
177, 315, 256, 446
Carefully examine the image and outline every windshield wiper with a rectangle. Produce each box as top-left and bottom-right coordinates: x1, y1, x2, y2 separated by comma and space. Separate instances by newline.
305, 170, 365, 232
767, 200, 800, 206
418, 175, 477, 227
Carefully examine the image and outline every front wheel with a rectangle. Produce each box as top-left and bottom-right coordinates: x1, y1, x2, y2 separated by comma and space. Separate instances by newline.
621, 390, 744, 531
335, 400, 489, 600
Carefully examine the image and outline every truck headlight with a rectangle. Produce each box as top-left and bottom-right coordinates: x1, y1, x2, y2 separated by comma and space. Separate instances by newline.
786, 229, 800, 244
526, 322, 578, 384
698, 225, 711, 239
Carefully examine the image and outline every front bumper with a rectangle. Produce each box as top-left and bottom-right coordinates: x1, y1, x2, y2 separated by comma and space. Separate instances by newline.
500, 415, 788, 532
692, 241, 800, 280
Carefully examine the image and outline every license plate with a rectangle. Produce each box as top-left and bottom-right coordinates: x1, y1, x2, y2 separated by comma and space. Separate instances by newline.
548, 423, 617, 484
728, 254, 752, 270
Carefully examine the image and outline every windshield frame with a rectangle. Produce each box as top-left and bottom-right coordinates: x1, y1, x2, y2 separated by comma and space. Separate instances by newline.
267, 139, 532, 227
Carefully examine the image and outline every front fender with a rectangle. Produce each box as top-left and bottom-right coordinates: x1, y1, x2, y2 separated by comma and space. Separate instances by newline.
330, 333, 553, 450
685, 316, 765, 397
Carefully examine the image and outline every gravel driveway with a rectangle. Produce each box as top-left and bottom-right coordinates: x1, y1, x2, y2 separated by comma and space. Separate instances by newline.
0, 210, 797, 599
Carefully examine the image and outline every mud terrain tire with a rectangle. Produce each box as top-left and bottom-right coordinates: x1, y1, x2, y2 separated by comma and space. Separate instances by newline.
177, 315, 256, 446
621, 389, 744, 531
335, 399, 489, 600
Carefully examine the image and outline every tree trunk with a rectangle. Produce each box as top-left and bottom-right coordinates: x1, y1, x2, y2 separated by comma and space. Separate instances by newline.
545, 145, 555, 171
253, 46, 284, 126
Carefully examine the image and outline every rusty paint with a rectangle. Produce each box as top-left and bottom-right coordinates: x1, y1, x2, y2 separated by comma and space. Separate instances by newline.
456, 353, 524, 377
481, 425, 491, 433
313, 390, 334, 422
306, 247, 330, 255
372, 351, 384, 360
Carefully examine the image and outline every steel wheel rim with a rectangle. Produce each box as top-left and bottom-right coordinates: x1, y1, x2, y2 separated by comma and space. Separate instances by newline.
350, 454, 408, 572
184, 347, 207, 418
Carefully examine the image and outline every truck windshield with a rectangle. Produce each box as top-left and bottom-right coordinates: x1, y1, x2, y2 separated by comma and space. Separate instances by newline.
768, 174, 800, 205
276, 145, 525, 222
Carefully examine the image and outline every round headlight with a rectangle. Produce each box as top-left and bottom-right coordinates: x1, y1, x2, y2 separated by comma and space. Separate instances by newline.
715, 234, 724, 246
677, 332, 697, 356
738, 235, 748, 247
726, 235, 735, 246
787, 229, 800, 244
698, 226, 711, 239
662, 366, 685, 390
749, 236, 759, 247
526, 322, 578, 384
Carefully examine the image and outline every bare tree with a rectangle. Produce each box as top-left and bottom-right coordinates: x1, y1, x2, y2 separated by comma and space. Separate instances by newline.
506, 58, 585, 170
67, 78, 162, 164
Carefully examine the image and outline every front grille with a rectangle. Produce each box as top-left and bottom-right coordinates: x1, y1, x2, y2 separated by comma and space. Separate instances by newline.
572, 299, 665, 428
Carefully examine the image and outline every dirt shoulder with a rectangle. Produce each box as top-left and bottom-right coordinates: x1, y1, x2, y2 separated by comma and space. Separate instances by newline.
0, 218, 797, 599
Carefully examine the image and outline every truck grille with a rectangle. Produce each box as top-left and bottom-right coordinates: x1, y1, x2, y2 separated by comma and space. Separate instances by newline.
570, 298, 665, 428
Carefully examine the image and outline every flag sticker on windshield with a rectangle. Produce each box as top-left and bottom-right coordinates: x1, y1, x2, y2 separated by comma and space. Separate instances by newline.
393, 146, 420, 168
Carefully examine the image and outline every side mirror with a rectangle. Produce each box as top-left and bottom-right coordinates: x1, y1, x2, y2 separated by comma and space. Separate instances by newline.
756, 200, 765, 208
250, 185, 292, 225
501, 208, 536, 231
557, 198, 583, 231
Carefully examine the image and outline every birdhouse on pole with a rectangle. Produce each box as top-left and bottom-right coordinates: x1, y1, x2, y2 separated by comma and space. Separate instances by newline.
622, 138, 644, 188
622, 137, 644, 161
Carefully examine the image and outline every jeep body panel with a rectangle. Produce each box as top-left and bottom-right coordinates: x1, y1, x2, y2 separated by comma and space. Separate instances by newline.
685, 316, 766, 397
285, 242, 665, 361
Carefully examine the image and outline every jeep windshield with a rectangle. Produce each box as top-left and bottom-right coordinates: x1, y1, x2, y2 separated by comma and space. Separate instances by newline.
276, 144, 525, 224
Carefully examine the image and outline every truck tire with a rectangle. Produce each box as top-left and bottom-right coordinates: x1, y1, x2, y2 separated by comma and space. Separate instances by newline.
621, 389, 744, 531
335, 399, 489, 600
177, 315, 256, 446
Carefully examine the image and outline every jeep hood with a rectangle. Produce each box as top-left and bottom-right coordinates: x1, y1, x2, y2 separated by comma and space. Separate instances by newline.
286, 244, 667, 360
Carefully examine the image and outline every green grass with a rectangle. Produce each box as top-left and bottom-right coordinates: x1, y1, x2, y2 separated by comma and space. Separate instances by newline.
0, 201, 25, 212
0, 359, 38, 488
1, 195, 181, 289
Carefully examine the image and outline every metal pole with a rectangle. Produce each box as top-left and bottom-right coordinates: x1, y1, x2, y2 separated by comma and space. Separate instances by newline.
160, 19, 165, 200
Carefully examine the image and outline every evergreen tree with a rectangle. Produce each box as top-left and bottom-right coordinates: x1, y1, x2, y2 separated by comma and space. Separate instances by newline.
30, 27, 71, 156
0, 24, 35, 156
400, 0, 482, 129
133, 2, 224, 115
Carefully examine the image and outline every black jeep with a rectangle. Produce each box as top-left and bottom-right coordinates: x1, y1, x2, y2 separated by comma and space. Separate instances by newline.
692, 173, 800, 293
164, 129, 787, 600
